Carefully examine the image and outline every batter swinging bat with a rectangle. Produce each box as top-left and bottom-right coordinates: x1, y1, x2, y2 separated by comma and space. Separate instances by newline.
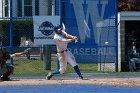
62, 22, 78, 43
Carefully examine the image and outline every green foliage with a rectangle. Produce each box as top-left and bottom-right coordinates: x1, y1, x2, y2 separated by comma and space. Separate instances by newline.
118, 0, 140, 11
13, 20, 33, 29
0, 20, 9, 34
0, 20, 32, 31
0, 20, 33, 46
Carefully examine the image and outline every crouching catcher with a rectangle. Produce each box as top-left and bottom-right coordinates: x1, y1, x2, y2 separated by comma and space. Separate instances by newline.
0, 48, 31, 81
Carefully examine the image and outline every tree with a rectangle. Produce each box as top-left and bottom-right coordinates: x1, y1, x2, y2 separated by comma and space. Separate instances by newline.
118, 0, 140, 11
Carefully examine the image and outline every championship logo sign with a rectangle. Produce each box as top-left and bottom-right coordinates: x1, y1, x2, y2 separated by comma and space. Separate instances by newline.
33, 16, 60, 45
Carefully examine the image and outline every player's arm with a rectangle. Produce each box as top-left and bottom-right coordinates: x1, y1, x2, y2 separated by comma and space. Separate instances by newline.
62, 31, 78, 42
10, 48, 31, 58
65, 34, 77, 40
65, 33, 78, 43
54, 37, 73, 44
61, 38, 74, 42
10, 52, 24, 58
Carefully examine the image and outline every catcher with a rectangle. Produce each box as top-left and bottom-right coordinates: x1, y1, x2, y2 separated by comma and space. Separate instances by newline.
47, 25, 83, 80
0, 48, 31, 81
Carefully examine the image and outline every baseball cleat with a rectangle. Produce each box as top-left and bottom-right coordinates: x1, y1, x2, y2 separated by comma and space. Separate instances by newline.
46, 72, 53, 80
79, 75, 83, 80
0, 77, 11, 81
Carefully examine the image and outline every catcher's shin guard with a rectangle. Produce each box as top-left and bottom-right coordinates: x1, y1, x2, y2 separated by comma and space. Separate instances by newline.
7, 65, 14, 74
1, 65, 14, 81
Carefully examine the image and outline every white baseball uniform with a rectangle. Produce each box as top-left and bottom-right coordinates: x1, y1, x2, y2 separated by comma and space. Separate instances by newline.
54, 31, 77, 74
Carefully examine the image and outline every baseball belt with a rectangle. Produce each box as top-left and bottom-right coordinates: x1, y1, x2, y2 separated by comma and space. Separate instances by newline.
58, 49, 68, 53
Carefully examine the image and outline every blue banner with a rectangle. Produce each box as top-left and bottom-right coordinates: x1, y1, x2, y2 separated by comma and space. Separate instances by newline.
64, 0, 117, 63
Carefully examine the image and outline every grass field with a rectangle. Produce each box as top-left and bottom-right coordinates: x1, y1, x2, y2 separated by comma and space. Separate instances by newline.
7, 58, 140, 76
11, 58, 98, 76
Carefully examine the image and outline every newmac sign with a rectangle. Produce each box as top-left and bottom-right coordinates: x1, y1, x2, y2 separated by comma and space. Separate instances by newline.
33, 16, 60, 45
64, 0, 117, 63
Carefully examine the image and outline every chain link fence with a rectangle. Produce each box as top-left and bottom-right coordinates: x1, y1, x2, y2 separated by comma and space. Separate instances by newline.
0, 0, 118, 77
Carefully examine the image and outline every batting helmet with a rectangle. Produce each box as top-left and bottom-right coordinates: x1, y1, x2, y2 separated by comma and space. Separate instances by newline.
54, 25, 62, 32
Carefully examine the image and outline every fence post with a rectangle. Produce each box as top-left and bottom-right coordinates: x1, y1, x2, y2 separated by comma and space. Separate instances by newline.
115, 0, 118, 72
43, 45, 51, 70
10, 0, 13, 65
40, 45, 44, 60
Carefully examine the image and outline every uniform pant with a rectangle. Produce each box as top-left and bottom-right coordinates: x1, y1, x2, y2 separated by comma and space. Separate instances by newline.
57, 50, 77, 74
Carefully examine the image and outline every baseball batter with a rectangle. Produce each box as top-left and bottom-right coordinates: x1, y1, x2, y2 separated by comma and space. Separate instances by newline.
47, 25, 83, 80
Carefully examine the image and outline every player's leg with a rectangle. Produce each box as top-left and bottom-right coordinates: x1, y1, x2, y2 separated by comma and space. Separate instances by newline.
47, 62, 67, 80
47, 53, 67, 80
66, 51, 83, 79
1, 65, 14, 81
0, 64, 7, 80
